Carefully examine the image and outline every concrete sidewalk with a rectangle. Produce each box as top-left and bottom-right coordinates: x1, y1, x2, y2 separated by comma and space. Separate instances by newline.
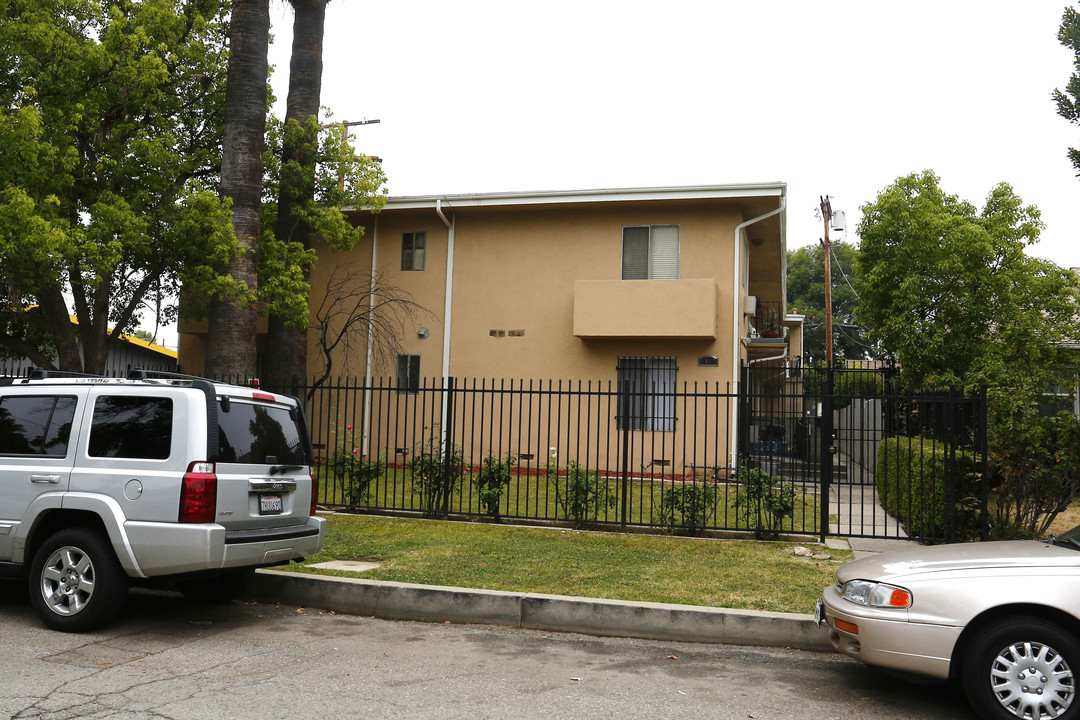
247, 568, 834, 651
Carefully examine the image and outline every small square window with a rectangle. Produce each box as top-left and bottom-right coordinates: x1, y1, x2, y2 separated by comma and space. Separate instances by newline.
396, 354, 421, 393
402, 231, 426, 271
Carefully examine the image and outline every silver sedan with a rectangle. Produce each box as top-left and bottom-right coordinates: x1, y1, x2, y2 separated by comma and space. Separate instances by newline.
819, 533, 1080, 720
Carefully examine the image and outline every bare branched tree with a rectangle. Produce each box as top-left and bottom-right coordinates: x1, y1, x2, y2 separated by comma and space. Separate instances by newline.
309, 263, 432, 396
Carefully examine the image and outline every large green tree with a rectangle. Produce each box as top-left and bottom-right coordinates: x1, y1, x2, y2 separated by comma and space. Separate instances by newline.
786, 240, 866, 365
0, 0, 239, 373
857, 170, 1080, 536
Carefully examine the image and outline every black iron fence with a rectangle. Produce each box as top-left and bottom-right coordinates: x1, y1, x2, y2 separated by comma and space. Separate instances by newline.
266, 363, 986, 542
278, 374, 830, 538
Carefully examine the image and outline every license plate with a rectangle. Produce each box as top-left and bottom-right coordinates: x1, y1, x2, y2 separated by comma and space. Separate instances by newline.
814, 597, 826, 627
259, 494, 283, 515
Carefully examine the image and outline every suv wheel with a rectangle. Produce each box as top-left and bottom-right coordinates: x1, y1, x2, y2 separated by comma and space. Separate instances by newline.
29, 528, 129, 632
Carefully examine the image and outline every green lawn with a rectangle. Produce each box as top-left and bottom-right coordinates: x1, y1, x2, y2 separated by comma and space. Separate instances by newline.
284, 513, 848, 615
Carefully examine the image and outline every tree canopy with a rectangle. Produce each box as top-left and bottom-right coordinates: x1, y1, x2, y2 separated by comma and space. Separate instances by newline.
854, 170, 1077, 388
0, 0, 241, 373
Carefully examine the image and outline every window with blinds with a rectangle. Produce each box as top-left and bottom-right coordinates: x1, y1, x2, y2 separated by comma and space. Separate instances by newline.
621, 225, 679, 280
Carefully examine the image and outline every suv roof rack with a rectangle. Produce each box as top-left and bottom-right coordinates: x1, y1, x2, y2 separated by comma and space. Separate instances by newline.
127, 368, 221, 384
28, 368, 104, 380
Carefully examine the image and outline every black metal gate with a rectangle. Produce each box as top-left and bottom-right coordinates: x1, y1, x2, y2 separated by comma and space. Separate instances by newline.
741, 361, 987, 543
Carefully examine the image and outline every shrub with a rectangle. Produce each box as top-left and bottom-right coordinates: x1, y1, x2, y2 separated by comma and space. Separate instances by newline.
735, 464, 796, 539
987, 388, 1080, 538
326, 447, 381, 506
875, 437, 983, 540
551, 459, 614, 529
409, 435, 466, 518
475, 452, 516, 520
658, 480, 718, 536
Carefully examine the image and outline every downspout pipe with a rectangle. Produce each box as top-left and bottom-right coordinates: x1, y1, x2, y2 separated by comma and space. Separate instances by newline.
730, 195, 786, 468
436, 198, 455, 455
361, 214, 378, 456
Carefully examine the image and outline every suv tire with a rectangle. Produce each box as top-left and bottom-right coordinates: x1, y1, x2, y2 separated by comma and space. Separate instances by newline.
29, 528, 129, 632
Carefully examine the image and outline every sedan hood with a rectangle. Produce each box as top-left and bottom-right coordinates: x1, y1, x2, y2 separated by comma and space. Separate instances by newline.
839, 540, 1080, 583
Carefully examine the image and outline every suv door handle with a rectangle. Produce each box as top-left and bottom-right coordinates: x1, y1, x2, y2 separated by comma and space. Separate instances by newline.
30, 474, 61, 484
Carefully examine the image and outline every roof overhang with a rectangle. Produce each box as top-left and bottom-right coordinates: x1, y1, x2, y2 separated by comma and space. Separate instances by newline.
358, 183, 787, 212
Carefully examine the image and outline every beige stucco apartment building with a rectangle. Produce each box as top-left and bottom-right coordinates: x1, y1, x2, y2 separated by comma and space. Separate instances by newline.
179, 183, 804, 474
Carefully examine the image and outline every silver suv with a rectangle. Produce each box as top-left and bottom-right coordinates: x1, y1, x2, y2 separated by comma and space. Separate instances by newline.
0, 369, 325, 631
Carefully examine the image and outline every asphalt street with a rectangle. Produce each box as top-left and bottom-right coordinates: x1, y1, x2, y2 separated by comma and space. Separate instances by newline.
0, 582, 977, 720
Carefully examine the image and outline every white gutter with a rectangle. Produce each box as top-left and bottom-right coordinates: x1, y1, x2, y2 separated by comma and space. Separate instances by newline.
361, 214, 378, 456
436, 199, 455, 452
730, 195, 787, 467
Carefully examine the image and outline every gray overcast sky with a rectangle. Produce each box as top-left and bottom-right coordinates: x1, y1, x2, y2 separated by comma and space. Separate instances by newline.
145, 1, 1080, 350
268, 0, 1078, 267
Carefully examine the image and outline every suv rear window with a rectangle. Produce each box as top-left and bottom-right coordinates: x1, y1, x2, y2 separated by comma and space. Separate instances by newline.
0, 395, 77, 456
89, 396, 173, 459
215, 400, 307, 465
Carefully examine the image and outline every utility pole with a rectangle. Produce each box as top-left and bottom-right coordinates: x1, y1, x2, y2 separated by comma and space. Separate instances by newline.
819, 195, 834, 369
332, 119, 381, 190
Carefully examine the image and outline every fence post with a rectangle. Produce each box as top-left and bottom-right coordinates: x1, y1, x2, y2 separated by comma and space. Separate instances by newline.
976, 384, 990, 541
618, 375, 631, 530
441, 376, 457, 519
819, 366, 834, 544
942, 386, 959, 542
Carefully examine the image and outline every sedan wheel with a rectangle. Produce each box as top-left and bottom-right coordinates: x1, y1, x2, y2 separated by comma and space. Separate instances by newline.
963, 618, 1079, 720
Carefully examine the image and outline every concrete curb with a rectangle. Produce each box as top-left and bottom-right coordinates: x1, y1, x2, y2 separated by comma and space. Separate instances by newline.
248, 569, 832, 652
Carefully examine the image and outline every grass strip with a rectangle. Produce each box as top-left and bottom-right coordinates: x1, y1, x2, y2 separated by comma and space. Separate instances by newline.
285, 513, 850, 615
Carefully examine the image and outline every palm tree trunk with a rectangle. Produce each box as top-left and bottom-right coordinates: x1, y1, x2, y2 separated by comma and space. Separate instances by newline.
205, 0, 270, 379
264, 0, 327, 391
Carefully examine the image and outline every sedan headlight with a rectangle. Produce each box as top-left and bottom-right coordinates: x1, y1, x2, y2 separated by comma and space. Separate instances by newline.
841, 579, 912, 608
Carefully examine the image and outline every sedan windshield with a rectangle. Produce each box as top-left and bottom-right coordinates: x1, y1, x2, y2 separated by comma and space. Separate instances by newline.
1049, 523, 1080, 550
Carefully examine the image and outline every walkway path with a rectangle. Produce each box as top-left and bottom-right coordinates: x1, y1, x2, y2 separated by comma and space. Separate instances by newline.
829, 451, 912, 558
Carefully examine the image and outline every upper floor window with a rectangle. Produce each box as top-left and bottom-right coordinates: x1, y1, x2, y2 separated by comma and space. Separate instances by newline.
622, 225, 679, 280
402, 231, 426, 271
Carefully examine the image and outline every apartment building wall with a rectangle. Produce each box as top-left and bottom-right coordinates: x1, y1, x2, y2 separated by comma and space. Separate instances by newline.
333, 195, 784, 388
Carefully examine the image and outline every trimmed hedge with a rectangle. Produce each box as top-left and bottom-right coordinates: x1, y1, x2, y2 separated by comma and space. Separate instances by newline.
876, 437, 982, 540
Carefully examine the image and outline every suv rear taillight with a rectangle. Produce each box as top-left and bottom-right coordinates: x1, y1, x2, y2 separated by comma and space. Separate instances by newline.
180, 462, 217, 523
310, 473, 319, 516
